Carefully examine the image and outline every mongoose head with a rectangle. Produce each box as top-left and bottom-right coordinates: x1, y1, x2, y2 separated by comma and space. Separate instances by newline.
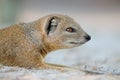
40, 14, 91, 50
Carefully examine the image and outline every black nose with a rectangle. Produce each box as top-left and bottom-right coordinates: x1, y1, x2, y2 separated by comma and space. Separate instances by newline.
84, 35, 91, 41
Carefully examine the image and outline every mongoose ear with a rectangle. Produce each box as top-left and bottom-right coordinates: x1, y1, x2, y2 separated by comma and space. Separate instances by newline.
46, 17, 59, 35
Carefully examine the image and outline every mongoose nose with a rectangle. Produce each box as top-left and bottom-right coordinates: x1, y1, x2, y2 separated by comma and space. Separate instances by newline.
85, 35, 91, 41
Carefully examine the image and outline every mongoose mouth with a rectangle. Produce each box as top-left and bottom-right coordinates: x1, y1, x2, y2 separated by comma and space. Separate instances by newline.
69, 42, 80, 44
69, 41, 86, 45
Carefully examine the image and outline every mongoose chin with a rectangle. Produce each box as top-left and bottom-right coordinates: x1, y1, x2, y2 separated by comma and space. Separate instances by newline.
0, 14, 91, 70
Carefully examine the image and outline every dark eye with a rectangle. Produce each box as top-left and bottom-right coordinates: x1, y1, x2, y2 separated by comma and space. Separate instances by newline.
66, 27, 76, 33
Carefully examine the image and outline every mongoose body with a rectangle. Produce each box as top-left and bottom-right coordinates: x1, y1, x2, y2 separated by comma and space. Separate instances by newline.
0, 14, 91, 69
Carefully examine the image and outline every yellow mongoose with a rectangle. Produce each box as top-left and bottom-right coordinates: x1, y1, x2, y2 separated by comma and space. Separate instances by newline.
0, 14, 91, 70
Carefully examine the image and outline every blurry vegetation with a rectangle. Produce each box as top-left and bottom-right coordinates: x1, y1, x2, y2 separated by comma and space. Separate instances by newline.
0, 0, 22, 27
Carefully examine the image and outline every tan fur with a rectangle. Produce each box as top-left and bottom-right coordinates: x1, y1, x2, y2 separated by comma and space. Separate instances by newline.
0, 14, 90, 70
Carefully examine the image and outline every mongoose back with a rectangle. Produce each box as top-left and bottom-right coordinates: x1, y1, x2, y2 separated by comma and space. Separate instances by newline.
0, 14, 91, 70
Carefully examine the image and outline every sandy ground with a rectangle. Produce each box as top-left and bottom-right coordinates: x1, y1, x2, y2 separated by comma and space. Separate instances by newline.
0, 65, 120, 80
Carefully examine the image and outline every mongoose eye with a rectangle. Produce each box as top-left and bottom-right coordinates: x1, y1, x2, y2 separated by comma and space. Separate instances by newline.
66, 27, 76, 33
